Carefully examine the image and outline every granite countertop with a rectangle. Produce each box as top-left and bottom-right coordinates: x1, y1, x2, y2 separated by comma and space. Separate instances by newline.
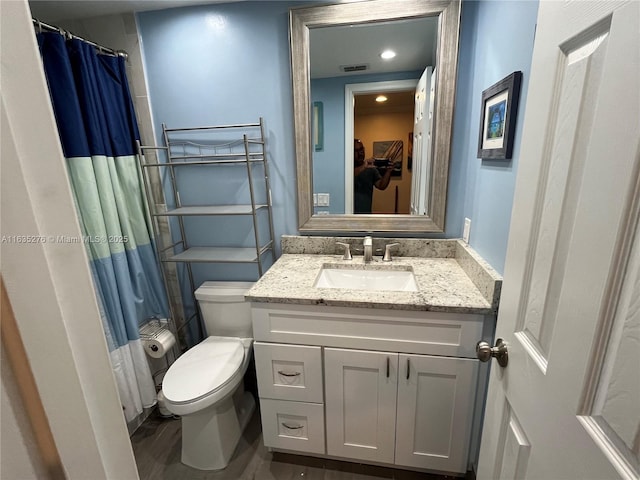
246, 238, 502, 315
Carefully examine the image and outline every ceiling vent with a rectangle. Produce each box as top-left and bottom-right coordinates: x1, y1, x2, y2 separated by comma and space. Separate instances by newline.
340, 64, 369, 73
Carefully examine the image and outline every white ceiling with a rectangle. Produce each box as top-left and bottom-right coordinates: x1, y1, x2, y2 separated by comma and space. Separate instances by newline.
310, 16, 438, 79
28, 1, 438, 80
28, 0, 242, 22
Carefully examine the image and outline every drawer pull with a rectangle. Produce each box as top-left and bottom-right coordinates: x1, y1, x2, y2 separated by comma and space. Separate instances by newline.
282, 422, 304, 430
386, 357, 390, 378
277, 370, 301, 377
406, 358, 410, 380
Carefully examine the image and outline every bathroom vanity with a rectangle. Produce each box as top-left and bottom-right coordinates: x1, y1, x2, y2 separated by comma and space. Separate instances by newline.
246, 237, 501, 476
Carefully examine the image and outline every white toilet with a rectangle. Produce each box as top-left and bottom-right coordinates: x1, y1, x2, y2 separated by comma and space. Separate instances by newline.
161, 281, 256, 471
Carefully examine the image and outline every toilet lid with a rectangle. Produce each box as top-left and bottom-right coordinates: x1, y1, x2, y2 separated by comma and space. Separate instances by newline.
162, 336, 244, 404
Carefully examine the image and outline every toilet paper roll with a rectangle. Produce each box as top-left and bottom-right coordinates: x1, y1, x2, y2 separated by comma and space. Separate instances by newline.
143, 329, 176, 358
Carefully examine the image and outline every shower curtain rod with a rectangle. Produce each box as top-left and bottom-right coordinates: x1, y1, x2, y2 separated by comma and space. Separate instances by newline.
32, 18, 128, 60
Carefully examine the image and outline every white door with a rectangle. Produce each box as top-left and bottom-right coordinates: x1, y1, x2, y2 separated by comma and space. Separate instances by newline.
324, 348, 398, 464
478, 2, 639, 479
395, 354, 478, 473
410, 66, 433, 215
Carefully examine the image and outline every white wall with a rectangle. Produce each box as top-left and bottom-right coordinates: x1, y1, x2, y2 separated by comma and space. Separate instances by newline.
1, 1, 139, 478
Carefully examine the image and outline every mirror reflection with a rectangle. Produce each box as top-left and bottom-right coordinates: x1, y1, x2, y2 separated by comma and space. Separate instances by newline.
310, 17, 438, 215
291, 0, 461, 233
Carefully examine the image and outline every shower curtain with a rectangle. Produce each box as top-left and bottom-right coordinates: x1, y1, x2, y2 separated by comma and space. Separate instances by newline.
37, 32, 169, 423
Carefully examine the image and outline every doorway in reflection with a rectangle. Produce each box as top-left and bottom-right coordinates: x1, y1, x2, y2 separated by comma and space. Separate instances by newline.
354, 91, 414, 214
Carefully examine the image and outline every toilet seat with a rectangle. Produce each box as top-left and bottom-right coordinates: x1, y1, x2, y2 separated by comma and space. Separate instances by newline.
163, 336, 245, 410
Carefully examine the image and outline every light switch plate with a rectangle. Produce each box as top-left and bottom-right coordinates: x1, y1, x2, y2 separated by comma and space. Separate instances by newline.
463, 218, 471, 244
317, 193, 330, 206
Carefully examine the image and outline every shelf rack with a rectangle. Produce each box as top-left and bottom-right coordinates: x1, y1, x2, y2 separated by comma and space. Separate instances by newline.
137, 118, 276, 343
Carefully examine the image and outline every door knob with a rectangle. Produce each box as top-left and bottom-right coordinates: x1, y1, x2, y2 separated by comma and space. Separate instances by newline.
476, 338, 508, 367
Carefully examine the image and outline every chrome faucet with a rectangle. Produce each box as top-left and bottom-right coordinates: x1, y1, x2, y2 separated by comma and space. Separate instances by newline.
363, 236, 373, 263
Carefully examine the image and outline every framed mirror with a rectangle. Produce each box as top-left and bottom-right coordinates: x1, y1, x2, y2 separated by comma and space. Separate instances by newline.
290, 0, 461, 233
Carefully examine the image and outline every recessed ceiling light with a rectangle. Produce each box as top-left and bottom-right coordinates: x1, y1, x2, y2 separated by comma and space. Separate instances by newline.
380, 50, 396, 60
376, 95, 388, 103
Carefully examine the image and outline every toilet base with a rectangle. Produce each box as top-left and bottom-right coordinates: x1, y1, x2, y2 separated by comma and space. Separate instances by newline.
180, 387, 256, 471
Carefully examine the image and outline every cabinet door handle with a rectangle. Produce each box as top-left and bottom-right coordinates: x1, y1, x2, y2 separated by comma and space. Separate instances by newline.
406, 358, 410, 380
386, 357, 390, 378
277, 370, 301, 377
282, 422, 303, 430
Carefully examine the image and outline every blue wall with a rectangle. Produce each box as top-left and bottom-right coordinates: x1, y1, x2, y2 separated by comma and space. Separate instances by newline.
451, 0, 538, 273
137, 1, 299, 258
137, 0, 539, 275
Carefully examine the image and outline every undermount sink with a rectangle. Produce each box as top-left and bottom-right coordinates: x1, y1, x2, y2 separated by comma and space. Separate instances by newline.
313, 266, 418, 292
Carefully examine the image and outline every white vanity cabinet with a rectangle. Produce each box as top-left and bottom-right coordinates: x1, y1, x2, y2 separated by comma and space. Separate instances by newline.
251, 303, 491, 475
324, 348, 478, 473
253, 342, 325, 454
324, 348, 399, 464
394, 353, 478, 472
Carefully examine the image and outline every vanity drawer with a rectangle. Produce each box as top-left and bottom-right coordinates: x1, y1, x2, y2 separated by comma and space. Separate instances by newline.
254, 342, 323, 402
260, 398, 325, 455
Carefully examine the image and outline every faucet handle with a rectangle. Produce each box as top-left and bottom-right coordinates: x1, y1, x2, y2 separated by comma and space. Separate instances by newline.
382, 243, 400, 262
335, 242, 352, 260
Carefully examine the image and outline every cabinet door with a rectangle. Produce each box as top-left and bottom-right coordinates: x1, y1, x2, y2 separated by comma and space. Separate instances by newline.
395, 354, 478, 473
324, 347, 398, 464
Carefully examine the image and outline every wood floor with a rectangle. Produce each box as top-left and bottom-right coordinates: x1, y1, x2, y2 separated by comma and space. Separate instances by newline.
131, 408, 469, 480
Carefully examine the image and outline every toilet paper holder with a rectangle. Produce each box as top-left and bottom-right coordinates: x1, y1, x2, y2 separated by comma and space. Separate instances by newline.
140, 318, 177, 361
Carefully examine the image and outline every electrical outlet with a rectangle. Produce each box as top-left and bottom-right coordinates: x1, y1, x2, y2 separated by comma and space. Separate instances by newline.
463, 218, 471, 244
313, 193, 318, 206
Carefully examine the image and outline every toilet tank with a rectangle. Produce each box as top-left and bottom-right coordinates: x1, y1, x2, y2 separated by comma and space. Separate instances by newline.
194, 281, 255, 338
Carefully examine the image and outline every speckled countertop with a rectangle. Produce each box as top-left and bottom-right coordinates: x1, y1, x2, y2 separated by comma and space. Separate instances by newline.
246, 237, 502, 315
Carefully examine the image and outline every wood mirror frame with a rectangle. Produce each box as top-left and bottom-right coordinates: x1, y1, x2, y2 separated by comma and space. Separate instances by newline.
290, 0, 461, 233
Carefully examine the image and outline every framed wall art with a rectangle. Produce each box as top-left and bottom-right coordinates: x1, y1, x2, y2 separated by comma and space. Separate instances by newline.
373, 140, 403, 177
477, 71, 522, 160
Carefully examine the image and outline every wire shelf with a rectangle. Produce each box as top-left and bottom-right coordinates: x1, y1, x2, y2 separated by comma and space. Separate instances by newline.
139, 318, 171, 340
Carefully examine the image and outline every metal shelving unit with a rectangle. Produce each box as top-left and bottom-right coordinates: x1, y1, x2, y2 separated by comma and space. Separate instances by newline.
137, 118, 276, 342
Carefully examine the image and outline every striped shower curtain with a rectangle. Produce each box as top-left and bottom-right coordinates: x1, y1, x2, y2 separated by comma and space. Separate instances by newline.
38, 32, 168, 423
